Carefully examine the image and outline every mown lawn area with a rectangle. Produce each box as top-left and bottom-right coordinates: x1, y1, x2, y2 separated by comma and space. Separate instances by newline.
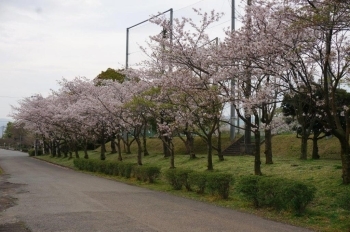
36, 133, 350, 232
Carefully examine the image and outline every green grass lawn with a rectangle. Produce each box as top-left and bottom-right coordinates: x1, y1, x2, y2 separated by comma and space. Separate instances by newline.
36, 134, 350, 232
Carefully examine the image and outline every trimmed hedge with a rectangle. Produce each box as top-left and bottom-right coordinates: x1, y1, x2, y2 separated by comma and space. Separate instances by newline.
188, 171, 207, 194
165, 169, 233, 199
206, 173, 233, 199
237, 176, 316, 214
28, 149, 43, 156
118, 162, 134, 178
164, 168, 193, 190
236, 175, 261, 207
73, 158, 160, 182
133, 165, 161, 183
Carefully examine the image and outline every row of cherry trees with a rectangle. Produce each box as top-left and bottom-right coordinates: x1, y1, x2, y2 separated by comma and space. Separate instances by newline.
134, 0, 350, 182
11, 0, 350, 183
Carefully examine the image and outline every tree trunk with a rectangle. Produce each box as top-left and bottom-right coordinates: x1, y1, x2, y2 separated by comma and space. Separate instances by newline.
43, 140, 50, 155
340, 140, 350, 184
110, 137, 117, 154
264, 129, 273, 164
67, 142, 72, 159
185, 131, 196, 159
51, 141, 56, 157
244, 116, 252, 154
125, 133, 131, 154
163, 136, 170, 158
254, 131, 262, 175
142, 123, 149, 156
136, 137, 142, 165
116, 134, 122, 161
57, 141, 61, 158
170, 141, 175, 169
207, 134, 213, 170
74, 142, 79, 158
83, 141, 89, 159
312, 136, 320, 160
62, 142, 69, 158
100, 134, 106, 160
217, 126, 224, 161
300, 131, 308, 160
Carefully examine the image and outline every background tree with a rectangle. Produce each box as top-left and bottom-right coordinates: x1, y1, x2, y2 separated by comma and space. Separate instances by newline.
283, 0, 350, 183
135, 9, 228, 170
95, 68, 125, 83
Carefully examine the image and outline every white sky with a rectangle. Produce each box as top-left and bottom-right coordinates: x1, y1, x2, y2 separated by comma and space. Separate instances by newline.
0, 0, 243, 123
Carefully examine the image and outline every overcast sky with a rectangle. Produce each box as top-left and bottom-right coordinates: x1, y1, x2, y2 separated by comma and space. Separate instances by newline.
0, 0, 241, 124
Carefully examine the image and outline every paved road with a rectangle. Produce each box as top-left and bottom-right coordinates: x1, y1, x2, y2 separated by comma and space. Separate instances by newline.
0, 149, 314, 232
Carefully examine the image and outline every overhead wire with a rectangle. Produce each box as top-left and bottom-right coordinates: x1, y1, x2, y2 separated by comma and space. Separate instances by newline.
128, 0, 236, 68
174, 0, 206, 12
128, 0, 207, 30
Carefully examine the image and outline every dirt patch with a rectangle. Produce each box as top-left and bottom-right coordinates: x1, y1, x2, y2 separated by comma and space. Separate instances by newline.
0, 177, 26, 212
0, 195, 17, 212
0, 175, 31, 232
0, 222, 30, 232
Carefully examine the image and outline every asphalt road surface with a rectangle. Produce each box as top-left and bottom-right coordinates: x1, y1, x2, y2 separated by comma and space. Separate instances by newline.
0, 149, 314, 232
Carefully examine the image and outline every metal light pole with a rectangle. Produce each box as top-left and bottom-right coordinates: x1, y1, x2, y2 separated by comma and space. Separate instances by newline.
126, 8, 173, 69
125, 9, 173, 145
230, 0, 236, 141
0, 125, 4, 138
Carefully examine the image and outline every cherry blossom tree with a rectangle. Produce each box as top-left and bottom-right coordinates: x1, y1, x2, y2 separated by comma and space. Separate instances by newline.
262, 0, 350, 183
133, 9, 230, 170
220, 1, 293, 174
296, 0, 350, 184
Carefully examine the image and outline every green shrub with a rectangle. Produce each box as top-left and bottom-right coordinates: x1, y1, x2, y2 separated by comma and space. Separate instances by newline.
105, 161, 119, 176
206, 173, 233, 199
237, 175, 316, 214
258, 178, 316, 214
73, 158, 85, 170
281, 181, 316, 214
236, 175, 261, 207
95, 160, 107, 173
28, 149, 43, 156
73, 159, 133, 178
118, 162, 135, 178
86, 159, 96, 172
164, 168, 193, 190
188, 171, 207, 194
133, 165, 161, 183
73, 159, 102, 173
257, 177, 284, 210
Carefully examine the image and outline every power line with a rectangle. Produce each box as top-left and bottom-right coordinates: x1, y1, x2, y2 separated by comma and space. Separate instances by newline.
208, 19, 231, 30
128, 51, 142, 55
129, 0, 208, 30
174, 0, 206, 12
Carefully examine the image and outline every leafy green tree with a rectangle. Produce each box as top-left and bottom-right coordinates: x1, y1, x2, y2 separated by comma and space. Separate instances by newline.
2, 122, 32, 150
96, 68, 125, 83
2, 122, 13, 138
282, 88, 350, 160
282, 93, 321, 159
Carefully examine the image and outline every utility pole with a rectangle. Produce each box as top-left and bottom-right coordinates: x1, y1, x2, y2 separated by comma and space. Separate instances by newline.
244, 0, 252, 153
0, 126, 4, 138
230, 0, 236, 141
